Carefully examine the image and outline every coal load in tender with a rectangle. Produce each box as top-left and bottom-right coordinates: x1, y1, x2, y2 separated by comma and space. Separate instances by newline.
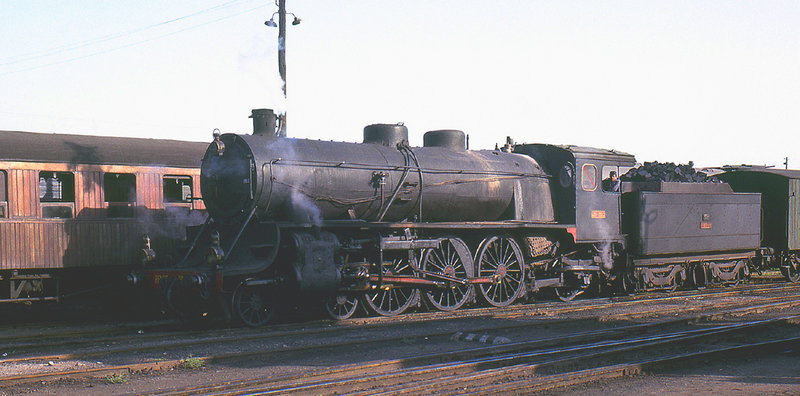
621, 161, 719, 183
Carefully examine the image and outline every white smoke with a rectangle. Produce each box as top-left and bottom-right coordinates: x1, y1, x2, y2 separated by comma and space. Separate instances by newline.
138, 206, 208, 240
289, 187, 322, 226
270, 138, 323, 226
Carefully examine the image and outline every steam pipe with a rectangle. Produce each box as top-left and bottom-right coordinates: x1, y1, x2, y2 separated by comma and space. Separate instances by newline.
221, 206, 258, 267
377, 144, 411, 222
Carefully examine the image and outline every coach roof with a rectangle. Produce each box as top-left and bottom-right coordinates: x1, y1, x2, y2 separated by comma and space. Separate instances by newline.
721, 166, 800, 180
0, 130, 208, 168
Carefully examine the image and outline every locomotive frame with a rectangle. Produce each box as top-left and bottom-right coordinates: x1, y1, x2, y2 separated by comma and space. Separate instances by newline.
143, 108, 783, 327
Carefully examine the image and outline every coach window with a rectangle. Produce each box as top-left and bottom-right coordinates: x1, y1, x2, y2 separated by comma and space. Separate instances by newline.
581, 164, 598, 192
0, 170, 7, 218
163, 175, 193, 206
39, 171, 75, 219
104, 173, 136, 218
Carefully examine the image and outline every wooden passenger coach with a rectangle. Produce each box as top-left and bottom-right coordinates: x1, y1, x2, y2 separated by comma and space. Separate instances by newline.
0, 130, 207, 303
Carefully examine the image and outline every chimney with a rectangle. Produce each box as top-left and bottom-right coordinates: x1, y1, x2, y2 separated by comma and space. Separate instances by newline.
250, 109, 278, 136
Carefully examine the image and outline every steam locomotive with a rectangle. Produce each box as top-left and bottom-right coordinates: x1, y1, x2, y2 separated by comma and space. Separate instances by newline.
139, 108, 798, 326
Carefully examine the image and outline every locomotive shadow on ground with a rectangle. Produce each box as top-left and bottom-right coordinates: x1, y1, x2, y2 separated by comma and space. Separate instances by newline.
206, 310, 800, 390
201, 314, 651, 369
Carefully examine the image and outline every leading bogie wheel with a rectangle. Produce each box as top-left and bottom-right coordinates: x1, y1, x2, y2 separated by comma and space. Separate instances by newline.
363, 254, 420, 316
421, 237, 474, 311
232, 281, 274, 327
476, 236, 525, 307
554, 286, 585, 302
324, 294, 360, 320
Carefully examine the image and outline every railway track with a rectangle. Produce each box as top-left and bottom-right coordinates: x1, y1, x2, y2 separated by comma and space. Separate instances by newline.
1, 281, 795, 350
1, 282, 797, 366
132, 301, 800, 395
0, 282, 798, 392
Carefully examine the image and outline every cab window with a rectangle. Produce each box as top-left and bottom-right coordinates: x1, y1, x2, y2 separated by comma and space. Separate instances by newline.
581, 164, 598, 192
601, 166, 620, 192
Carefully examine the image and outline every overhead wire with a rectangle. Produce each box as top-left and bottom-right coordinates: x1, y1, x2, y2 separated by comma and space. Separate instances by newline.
0, 1, 266, 76
0, 0, 252, 65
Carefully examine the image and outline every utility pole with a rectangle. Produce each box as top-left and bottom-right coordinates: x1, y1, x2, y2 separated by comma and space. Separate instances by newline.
266, 0, 299, 137
785, 157, 789, 170
278, 0, 286, 99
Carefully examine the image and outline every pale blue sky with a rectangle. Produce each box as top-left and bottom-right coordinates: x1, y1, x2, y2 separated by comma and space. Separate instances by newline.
1, 1, 798, 167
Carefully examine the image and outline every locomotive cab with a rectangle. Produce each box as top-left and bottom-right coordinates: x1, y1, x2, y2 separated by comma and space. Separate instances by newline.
514, 144, 636, 244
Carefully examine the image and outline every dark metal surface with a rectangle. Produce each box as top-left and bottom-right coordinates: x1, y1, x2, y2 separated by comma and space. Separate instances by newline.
719, 169, 800, 252
423, 130, 466, 151
363, 124, 408, 147
289, 231, 340, 294
250, 109, 278, 137
630, 250, 756, 267
623, 181, 733, 194
623, 190, 761, 256
201, 134, 555, 224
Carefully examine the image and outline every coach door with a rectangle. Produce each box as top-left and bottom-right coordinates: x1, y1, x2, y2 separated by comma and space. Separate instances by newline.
789, 178, 800, 251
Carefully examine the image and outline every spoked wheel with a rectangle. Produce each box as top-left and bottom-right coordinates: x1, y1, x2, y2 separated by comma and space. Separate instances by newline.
232, 281, 274, 327
363, 254, 420, 316
421, 237, 474, 311
787, 255, 800, 283
324, 294, 360, 320
476, 236, 525, 307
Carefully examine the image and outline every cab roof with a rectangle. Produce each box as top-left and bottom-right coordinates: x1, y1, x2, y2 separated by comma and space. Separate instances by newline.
516, 143, 636, 163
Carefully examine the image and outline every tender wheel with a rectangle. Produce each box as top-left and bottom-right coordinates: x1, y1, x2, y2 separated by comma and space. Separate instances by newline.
232, 281, 274, 327
476, 236, 525, 307
324, 294, 359, 320
787, 255, 800, 283
692, 264, 708, 289
363, 254, 420, 316
421, 237, 474, 311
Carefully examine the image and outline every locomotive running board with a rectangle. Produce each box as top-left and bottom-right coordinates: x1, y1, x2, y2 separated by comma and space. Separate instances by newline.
379, 237, 441, 250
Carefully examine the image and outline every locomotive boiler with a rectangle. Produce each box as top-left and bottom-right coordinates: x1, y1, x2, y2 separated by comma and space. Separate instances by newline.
201, 109, 554, 225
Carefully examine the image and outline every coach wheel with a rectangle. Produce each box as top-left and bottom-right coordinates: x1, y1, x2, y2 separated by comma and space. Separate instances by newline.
363, 254, 420, 316
421, 237, 474, 311
232, 281, 274, 327
324, 294, 359, 320
476, 236, 525, 307
786, 255, 800, 283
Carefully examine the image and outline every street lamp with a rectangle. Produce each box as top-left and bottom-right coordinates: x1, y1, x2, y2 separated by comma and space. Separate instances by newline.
264, 0, 300, 137
265, 12, 301, 27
